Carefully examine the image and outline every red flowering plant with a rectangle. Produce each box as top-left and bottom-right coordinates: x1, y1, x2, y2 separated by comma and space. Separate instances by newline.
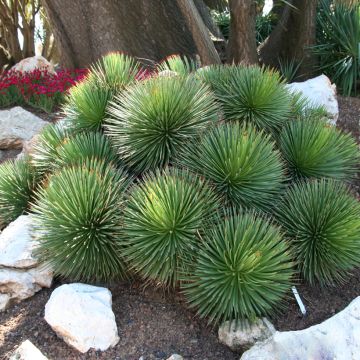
0, 68, 88, 112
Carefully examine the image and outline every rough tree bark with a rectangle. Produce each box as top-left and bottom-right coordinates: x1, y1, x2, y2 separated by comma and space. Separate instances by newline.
227, 0, 258, 64
42, 0, 221, 68
203, 0, 228, 10
259, 0, 317, 77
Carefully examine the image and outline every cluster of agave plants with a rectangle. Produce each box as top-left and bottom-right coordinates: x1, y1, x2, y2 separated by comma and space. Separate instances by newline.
0, 53, 359, 325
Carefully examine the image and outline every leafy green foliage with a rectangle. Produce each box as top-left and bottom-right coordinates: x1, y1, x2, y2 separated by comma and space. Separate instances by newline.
182, 210, 294, 324
278, 58, 302, 83
122, 168, 218, 288
64, 75, 112, 132
56, 132, 120, 169
211, 9, 230, 39
31, 122, 69, 175
32, 160, 130, 281
313, 0, 360, 95
105, 76, 218, 173
276, 179, 360, 285
157, 55, 198, 76
289, 92, 328, 121
198, 65, 291, 133
279, 118, 359, 180
178, 123, 285, 211
0, 157, 36, 228
91, 52, 141, 92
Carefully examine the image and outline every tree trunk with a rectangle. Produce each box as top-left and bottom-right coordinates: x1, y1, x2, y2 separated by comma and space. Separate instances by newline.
227, 0, 258, 64
259, 0, 317, 78
194, 0, 224, 39
203, 0, 228, 10
42, 0, 221, 68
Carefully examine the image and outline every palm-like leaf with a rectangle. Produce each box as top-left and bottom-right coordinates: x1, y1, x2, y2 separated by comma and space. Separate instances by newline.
276, 179, 360, 285
0, 157, 36, 228
32, 160, 130, 281
122, 168, 218, 288
197, 65, 291, 133
105, 76, 218, 173
182, 209, 294, 324
279, 118, 359, 180
178, 123, 285, 211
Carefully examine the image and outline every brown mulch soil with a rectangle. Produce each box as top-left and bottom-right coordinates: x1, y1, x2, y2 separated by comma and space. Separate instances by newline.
0, 96, 359, 360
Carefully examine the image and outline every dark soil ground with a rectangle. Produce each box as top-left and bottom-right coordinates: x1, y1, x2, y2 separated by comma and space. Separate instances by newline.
0, 96, 359, 360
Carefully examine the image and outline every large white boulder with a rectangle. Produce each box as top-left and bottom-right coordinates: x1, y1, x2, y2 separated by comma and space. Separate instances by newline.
12, 55, 55, 74
0, 216, 53, 309
44, 283, 119, 353
10, 340, 48, 360
0, 215, 38, 269
286, 74, 339, 125
0, 107, 47, 149
241, 297, 360, 360
219, 318, 275, 351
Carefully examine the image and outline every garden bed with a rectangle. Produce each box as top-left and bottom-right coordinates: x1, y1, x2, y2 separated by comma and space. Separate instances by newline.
0, 95, 359, 360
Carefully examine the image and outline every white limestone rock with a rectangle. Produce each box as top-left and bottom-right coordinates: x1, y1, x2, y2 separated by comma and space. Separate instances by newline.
44, 283, 119, 353
12, 55, 55, 74
286, 74, 339, 125
0, 107, 47, 149
0, 216, 53, 309
241, 297, 360, 360
0, 215, 38, 269
167, 355, 184, 360
0, 293, 11, 311
219, 318, 275, 352
10, 340, 48, 360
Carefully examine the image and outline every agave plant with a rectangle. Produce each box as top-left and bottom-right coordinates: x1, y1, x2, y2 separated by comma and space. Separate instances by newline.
91, 52, 142, 92
182, 209, 294, 324
105, 76, 218, 173
289, 92, 328, 121
31, 122, 69, 175
122, 168, 218, 288
32, 160, 130, 281
198, 65, 291, 133
276, 179, 360, 285
278, 57, 302, 83
312, 0, 360, 96
157, 55, 198, 76
64, 75, 112, 132
279, 118, 359, 180
0, 157, 36, 228
178, 123, 285, 211
55, 131, 120, 169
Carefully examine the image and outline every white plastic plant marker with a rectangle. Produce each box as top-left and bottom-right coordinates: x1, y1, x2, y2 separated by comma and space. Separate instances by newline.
292, 286, 306, 316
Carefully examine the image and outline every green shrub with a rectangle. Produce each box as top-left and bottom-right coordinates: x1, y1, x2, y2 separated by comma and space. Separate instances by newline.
313, 0, 360, 96
0, 157, 36, 228
278, 58, 302, 83
276, 179, 360, 285
157, 55, 198, 76
105, 76, 218, 173
198, 65, 291, 133
64, 75, 112, 132
178, 123, 285, 211
56, 132, 120, 169
122, 168, 218, 287
91, 52, 141, 92
32, 160, 130, 281
279, 118, 359, 180
182, 210, 294, 324
31, 122, 69, 175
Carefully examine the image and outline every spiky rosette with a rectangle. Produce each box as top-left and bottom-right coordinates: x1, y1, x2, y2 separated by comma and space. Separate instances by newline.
279, 118, 359, 180
105, 76, 218, 173
178, 122, 285, 211
122, 168, 218, 287
276, 179, 360, 285
157, 55, 198, 76
32, 160, 130, 281
0, 157, 36, 228
198, 65, 291, 133
182, 209, 294, 324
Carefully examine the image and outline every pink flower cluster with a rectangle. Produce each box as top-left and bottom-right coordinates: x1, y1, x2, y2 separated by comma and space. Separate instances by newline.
0, 68, 88, 111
